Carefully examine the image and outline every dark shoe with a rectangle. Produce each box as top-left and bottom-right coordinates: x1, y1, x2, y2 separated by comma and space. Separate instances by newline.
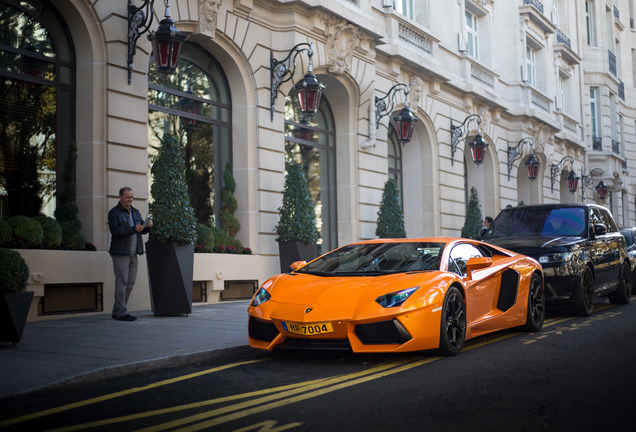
112, 314, 117, 319
116, 314, 137, 321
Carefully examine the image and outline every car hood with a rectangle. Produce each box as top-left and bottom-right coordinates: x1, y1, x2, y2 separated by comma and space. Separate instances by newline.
487, 235, 582, 255
270, 272, 443, 304
264, 271, 448, 321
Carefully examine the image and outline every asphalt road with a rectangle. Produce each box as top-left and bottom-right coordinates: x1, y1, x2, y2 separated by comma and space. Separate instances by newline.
2, 298, 636, 432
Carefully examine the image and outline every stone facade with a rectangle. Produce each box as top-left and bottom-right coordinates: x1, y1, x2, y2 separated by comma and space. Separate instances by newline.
10, 0, 636, 319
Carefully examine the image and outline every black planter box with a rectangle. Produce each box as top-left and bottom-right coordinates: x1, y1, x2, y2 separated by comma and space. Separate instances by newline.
0, 291, 34, 344
146, 242, 194, 316
278, 241, 316, 273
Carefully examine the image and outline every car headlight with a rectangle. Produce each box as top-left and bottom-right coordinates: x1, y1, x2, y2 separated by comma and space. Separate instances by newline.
539, 252, 574, 264
251, 287, 271, 307
375, 287, 418, 308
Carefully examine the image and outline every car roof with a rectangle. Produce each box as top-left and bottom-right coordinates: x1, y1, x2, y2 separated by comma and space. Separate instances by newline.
353, 237, 462, 244
499, 203, 603, 211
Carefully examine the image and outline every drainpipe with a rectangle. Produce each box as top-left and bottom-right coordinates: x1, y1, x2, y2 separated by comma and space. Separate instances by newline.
360, 100, 376, 149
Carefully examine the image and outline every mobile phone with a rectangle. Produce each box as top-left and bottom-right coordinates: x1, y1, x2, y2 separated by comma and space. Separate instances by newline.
143, 217, 151, 228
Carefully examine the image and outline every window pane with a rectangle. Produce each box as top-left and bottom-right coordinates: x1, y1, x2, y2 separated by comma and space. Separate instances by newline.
148, 46, 232, 227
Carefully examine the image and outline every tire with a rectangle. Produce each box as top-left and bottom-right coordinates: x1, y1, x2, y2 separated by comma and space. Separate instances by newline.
438, 286, 466, 356
571, 266, 595, 317
520, 272, 545, 332
608, 263, 631, 305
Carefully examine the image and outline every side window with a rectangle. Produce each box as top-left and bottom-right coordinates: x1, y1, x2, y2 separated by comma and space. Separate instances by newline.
449, 243, 483, 277
589, 208, 602, 234
599, 208, 618, 232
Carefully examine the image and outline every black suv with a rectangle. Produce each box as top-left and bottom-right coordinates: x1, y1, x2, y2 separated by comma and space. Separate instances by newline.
484, 204, 631, 316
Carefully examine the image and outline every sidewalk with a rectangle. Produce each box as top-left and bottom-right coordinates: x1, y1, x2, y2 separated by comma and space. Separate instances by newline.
0, 301, 252, 399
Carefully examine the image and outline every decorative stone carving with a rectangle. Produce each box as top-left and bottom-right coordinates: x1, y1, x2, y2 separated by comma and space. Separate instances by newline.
199, 0, 221, 37
408, 75, 423, 109
325, 18, 361, 76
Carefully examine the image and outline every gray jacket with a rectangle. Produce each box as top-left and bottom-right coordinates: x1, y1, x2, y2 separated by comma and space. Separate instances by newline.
108, 203, 149, 255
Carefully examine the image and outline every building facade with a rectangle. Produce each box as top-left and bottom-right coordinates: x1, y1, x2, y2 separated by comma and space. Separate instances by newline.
2, 0, 636, 320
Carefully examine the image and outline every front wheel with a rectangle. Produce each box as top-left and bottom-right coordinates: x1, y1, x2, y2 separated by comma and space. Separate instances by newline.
571, 266, 595, 317
520, 273, 545, 332
608, 263, 631, 305
438, 286, 466, 356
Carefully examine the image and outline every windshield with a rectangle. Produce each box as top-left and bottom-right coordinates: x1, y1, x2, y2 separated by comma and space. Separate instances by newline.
295, 242, 445, 275
487, 207, 587, 238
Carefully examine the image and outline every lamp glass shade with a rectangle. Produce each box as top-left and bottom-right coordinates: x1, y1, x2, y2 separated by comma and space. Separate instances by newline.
566, 170, 579, 193
524, 154, 540, 180
149, 18, 187, 73
468, 134, 487, 164
179, 97, 200, 130
596, 180, 608, 200
295, 73, 325, 117
393, 107, 418, 144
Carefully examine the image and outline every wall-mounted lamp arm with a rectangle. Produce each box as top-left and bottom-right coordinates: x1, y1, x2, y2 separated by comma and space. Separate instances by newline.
270, 42, 315, 120
507, 137, 535, 180
450, 114, 482, 166
549, 156, 574, 192
128, 0, 157, 83
375, 83, 410, 126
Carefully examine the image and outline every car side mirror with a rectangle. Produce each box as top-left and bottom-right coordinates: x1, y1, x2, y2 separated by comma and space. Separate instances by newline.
290, 261, 307, 271
465, 256, 493, 280
593, 224, 607, 236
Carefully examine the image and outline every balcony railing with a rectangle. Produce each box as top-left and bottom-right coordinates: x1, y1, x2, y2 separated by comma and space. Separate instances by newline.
523, 0, 544, 14
619, 79, 625, 101
609, 50, 617, 76
612, 139, 620, 154
592, 136, 603, 151
555, 28, 571, 48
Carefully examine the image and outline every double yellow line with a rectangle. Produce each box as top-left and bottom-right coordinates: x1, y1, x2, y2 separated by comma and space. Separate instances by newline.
1, 313, 586, 431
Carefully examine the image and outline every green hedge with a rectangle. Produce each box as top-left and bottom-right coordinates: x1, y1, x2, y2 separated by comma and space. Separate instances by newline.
0, 248, 30, 293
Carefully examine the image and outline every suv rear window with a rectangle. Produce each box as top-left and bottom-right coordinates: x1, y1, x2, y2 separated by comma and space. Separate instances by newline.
487, 207, 587, 238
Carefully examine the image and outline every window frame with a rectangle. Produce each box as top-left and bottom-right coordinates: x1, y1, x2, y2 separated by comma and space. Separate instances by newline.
465, 9, 479, 59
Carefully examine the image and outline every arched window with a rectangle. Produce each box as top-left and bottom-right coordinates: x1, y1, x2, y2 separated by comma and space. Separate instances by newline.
284, 88, 337, 254
388, 125, 404, 208
0, 0, 75, 218
148, 43, 232, 227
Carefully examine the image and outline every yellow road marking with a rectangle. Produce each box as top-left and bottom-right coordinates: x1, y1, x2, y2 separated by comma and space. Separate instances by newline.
47, 376, 338, 432
0, 357, 271, 428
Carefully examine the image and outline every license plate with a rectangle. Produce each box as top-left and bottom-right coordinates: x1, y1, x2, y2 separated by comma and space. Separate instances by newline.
281, 321, 334, 335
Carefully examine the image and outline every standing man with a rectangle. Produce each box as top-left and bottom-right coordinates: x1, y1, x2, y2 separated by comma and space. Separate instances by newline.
108, 187, 152, 321
480, 216, 493, 240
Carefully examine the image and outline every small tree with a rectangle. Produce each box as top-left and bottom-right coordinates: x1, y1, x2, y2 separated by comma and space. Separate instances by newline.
54, 141, 86, 249
148, 133, 197, 244
275, 160, 320, 244
461, 187, 483, 239
376, 179, 406, 238
220, 162, 241, 238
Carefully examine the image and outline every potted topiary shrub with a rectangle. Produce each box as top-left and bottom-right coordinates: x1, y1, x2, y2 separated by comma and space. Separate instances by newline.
461, 187, 483, 240
376, 178, 407, 238
147, 133, 198, 316
0, 248, 33, 344
275, 159, 320, 272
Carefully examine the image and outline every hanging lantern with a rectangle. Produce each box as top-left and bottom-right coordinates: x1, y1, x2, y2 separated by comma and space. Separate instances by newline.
392, 107, 418, 144
178, 95, 201, 131
524, 153, 540, 180
567, 170, 579, 193
295, 71, 325, 117
148, 15, 188, 74
468, 134, 488, 164
596, 180, 608, 200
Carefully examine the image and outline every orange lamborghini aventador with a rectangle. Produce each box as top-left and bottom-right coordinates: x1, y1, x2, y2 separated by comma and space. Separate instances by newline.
248, 237, 545, 356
